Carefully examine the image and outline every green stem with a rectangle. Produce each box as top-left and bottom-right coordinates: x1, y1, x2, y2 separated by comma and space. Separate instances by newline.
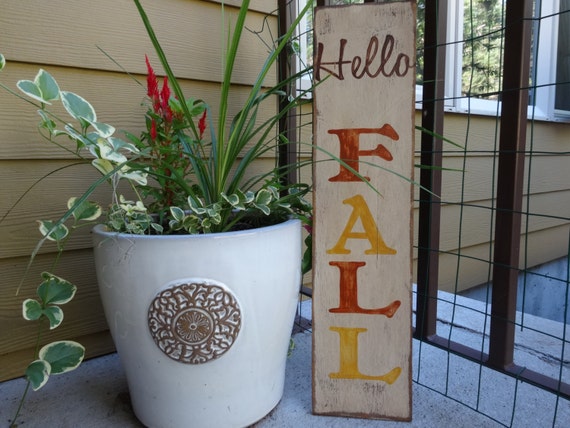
34, 317, 45, 357
11, 380, 31, 427
12, 317, 45, 427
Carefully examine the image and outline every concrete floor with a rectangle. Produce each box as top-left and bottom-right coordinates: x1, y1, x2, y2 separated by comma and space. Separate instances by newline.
2, 298, 569, 427
2, 331, 503, 428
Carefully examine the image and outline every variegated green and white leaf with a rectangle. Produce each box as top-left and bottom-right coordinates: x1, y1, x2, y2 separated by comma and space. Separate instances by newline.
221, 192, 241, 208
38, 220, 69, 241
118, 167, 148, 185
188, 197, 207, 215
67, 197, 102, 222
98, 139, 127, 163
37, 110, 57, 134
25, 359, 51, 391
34, 69, 60, 102
252, 189, 272, 215
254, 204, 271, 216
150, 222, 164, 233
85, 119, 115, 138
255, 188, 273, 206
37, 272, 76, 305
60, 91, 96, 123
22, 299, 42, 321
38, 341, 85, 375
42, 306, 64, 330
170, 206, 185, 222
108, 136, 140, 154
242, 190, 255, 204
63, 124, 94, 150
17, 80, 44, 103
91, 158, 114, 176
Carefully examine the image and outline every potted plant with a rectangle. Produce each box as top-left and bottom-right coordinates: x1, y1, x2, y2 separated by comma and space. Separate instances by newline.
2, 0, 313, 426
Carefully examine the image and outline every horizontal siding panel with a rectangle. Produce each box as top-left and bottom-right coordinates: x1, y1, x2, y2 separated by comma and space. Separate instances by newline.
206, 0, 277, 15
0, 156, 279, 258
0, 160, 117, 258
425, 190, 570, 252
0, 0, 278, 87
0, 63, 279, 160
437, 154, 570, 203
428, 223, 570, 293
1, 331, 115, 382
418, 114, 570, 156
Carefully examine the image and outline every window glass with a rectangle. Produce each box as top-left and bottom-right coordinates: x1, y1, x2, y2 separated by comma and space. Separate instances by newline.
462, 0, 505, 101
416, 0, 425, 86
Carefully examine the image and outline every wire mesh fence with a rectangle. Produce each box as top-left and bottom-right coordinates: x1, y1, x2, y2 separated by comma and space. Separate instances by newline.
281, 0, 570, 426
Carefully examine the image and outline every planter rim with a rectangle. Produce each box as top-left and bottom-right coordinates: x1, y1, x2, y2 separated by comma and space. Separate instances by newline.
92, 218, 301, 241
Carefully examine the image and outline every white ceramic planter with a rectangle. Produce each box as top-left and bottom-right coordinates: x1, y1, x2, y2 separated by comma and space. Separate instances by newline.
92, 219, 302, 428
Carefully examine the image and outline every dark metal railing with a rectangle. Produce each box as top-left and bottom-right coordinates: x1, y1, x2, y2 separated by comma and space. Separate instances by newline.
414, 0, 570, 399
279, 0, 570, 401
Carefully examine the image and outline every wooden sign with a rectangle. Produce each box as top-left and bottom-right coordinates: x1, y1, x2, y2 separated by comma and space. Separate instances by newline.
312, 2, 415, 421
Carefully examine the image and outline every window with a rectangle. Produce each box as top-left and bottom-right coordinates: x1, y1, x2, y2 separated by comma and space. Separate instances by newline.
457, 0, 505, 111
297, 0, 570, 121
425, 0, 570, 120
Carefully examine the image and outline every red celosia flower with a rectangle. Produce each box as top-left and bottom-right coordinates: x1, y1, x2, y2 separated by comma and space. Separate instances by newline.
150, 118, 157, 141
198, 110, 207, 139
145, 55, 159, 102
160, 77, 173, 121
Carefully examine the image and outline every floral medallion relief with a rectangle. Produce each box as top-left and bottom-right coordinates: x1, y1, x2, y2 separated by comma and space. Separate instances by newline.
148, 281, 242, 364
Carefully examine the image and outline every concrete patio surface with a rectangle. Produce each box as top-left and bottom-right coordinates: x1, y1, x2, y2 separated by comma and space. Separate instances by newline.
2, 297, 569, 427
2, 332, 499, 428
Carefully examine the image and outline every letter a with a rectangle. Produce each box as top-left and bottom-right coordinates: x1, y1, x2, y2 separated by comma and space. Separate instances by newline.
327, 194, 396, 255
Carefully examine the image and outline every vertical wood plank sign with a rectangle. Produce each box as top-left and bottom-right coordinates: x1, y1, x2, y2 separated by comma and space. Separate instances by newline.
312, 1, 415, 421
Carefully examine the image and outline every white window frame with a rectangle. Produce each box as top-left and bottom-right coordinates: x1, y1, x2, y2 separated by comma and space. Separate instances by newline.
449, 0, 506, 116
414, 0, 463, 111
534, 0, 570, 120
296, 0, 313, 99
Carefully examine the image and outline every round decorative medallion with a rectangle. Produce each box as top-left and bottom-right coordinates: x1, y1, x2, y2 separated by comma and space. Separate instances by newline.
148, 281, 242, 364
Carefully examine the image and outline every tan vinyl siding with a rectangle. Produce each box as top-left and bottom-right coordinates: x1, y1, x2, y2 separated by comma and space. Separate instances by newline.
412, 113, 570, 293
1, 0, 277, 87
0, 0, 278, 381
